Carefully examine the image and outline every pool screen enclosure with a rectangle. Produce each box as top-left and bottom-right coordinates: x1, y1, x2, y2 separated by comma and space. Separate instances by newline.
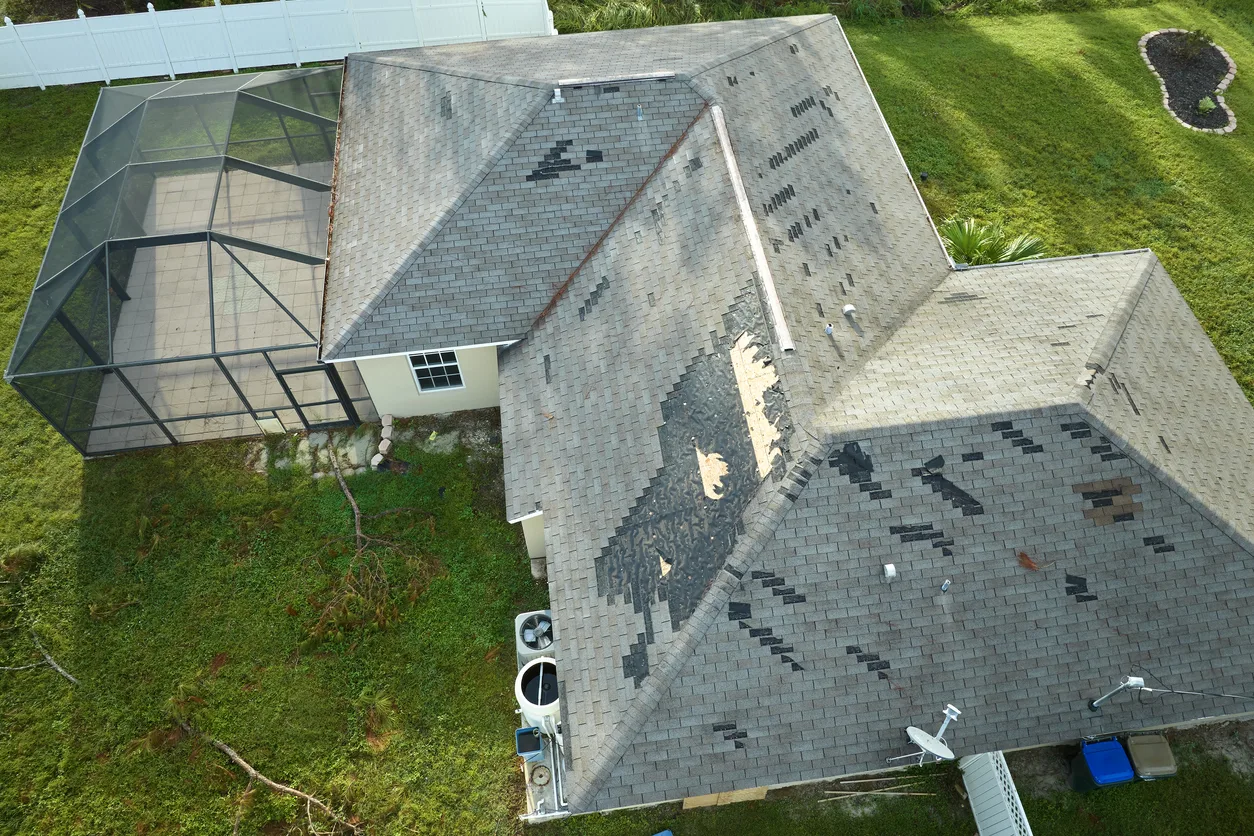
5, 67, 374, 456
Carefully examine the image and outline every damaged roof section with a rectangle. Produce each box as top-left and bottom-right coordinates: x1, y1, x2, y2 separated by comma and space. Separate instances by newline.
499, 108, 792, 782
688, 20, 952, 423
592, 407, 1254, 809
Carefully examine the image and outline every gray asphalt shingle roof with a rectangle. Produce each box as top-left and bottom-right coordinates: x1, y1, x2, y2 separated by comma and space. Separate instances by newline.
323, 15, 1254, 816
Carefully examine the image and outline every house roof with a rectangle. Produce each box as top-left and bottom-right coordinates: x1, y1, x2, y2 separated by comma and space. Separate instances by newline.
321, 16, 834, 361
325, 16, 1254, 815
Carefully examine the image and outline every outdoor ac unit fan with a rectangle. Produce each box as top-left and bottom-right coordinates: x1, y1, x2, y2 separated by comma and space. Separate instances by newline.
515, 610, 556, 668
520, 613, 553, 651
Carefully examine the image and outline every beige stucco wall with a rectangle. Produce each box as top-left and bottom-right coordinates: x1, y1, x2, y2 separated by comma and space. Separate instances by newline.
520, 513, 546, 560
350, 345, 500, 417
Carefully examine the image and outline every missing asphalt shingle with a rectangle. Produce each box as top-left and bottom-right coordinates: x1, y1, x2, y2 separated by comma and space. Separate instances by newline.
1065, 574, 1098, 603
766, 128, 820, 170
578, 275, 610, 321
622, 633, 649, 686
595, 288, 791, 639
543, 354, 551, 384
439, 92, 452, 118
526, 139, 582, 182
732, 611, 805, 671
1074, 478, 1142, 525
941, 291, 986, 304
847, 641, 892, 677
790, 95, 817, 117
920, 467, 984, 516
586, 149, 604, 163
764, 184, 796, 216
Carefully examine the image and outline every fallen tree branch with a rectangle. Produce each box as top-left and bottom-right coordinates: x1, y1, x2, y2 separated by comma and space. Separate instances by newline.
179, 721, 357, 833
0, 662, 44, 672
30, 631, 78, 685
328, 450, 363, 552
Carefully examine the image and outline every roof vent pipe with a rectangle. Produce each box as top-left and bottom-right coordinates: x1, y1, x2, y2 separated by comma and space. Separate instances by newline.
552, 88, 564, 103
842, 304, 857, 320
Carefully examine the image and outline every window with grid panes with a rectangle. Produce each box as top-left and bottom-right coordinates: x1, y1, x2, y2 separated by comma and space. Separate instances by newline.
409, 350, 463, 391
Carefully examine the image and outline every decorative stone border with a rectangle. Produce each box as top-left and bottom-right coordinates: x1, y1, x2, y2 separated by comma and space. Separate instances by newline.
1139, 29, 1237, 135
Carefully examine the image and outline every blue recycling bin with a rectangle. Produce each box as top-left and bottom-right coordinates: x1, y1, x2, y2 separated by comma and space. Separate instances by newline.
516, 727, 545, 763
1069, 739, 1134, 791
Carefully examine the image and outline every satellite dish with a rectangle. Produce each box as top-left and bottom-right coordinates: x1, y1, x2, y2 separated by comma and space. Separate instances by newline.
886, 704, 962, 766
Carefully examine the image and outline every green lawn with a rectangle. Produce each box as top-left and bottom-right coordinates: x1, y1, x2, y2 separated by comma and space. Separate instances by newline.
849, 0, 1254, 400
1018, 742, 1254, 836
3, 0, 1254, 834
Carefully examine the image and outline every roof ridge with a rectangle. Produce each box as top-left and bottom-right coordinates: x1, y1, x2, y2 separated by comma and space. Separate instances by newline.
953, 247, 1154, 271
351, 52, 548, 89
1084, 250, 1158, 373
675, 14, 833, 82
566, 432, 831, 811
321, 85, 552, 360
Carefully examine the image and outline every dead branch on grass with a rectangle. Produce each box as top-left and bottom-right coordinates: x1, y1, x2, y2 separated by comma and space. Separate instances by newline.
2, 631, 78, 684
31, 632, 79, 685
232, 776, 254, 836
305, 449, 398, 643
179, 721, 357, 834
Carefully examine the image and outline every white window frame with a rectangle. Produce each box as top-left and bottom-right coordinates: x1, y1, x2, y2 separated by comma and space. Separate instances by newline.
408, 349, 465, 393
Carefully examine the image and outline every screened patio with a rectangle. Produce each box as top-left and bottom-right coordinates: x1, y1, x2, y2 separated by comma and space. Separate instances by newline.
5, 67, 374, 456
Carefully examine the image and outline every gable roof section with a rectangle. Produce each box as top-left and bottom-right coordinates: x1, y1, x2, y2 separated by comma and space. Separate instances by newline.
334, 79, 708, 358
362, 16, 826, 83
687, 20, 952, 425
588, 404, 1254, 810
322, 61, 547, 358
1083, 258, 1254, 550
567, 244, 1254, 811
824, 251, 1156, 433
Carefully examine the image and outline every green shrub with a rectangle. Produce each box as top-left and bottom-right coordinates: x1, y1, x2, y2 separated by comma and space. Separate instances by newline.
1175, 29, 1214, 62
1198, 95, 1217, 113
938, 217, 1047, 265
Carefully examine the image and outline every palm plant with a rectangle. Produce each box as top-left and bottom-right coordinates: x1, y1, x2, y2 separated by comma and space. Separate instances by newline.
938, 217, 1046, 265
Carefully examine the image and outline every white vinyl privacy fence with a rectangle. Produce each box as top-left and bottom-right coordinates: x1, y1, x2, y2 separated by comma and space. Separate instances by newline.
1, 0, 555, 89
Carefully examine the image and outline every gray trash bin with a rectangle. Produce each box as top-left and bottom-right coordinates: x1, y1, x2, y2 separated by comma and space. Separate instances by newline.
1126, 734, 1177, 780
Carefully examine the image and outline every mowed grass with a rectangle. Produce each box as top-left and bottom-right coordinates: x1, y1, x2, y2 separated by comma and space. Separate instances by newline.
847, 0, 1254, 400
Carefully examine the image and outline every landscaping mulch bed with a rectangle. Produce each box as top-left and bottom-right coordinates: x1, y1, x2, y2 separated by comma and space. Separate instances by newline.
1143, 31, 1235, 131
